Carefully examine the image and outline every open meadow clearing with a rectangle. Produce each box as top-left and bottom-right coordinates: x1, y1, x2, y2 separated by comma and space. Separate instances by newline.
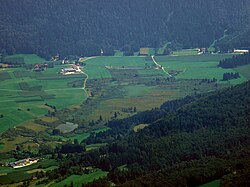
51, 169, 108, 187
154, 54, 248, 83
234, 64, 250, 80
5, 54, 46, 65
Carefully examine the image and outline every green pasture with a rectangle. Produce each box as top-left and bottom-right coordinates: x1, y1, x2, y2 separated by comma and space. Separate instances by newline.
234, 64, 250, 80
92, 127, 110, 133
86, 143, 107, 151
199, 179, 220, 187
155, 53, 233, 63
50, 128, 109, 143
83, 56, 149, 79
52, 169, 108, 187
154, 54, 247, 83
6, 54, 46, 64
49, 132, 90, 143
125, 84, 154, 97
0, 65, 86, 133
171, 49, 199, 56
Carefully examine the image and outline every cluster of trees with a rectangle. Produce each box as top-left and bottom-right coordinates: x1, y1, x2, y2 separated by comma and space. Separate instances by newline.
219, 52, 250, 68
39, 81, 250, 186
222, 72, 240, 81
0, 0, 249, 58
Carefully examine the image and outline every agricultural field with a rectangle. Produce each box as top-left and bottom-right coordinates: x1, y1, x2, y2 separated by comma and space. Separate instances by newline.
0, 61, 86, 132
51, 169, 108, 187
0, 52, 249, 186
5, 54, 46, 65
234, 64, 250, 80
0, 159, 58, 184
154, 54, 247, 83
199, 179, 221, 187
171, 48, 199, 56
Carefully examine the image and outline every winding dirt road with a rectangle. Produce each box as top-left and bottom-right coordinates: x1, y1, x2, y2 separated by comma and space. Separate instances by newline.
151, 55, 172, 77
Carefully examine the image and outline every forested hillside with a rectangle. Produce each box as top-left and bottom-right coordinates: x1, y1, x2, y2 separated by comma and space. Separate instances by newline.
39, 81, 250, 186
0, 0, 250, 58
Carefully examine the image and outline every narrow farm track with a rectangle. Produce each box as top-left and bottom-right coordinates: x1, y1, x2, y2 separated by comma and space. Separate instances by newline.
151, 55, 172, 77
45, 88, 83, 91
80, 69, 89, 97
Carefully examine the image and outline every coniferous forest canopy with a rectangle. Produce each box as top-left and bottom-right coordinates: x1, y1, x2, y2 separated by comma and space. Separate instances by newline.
0, 0, 250, 58
0, 1, 250, 187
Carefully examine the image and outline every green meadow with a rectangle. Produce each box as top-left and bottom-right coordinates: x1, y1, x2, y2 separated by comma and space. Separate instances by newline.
171, 48, 199, 56
0, 62, 86, 133
234, 64, 250, 80
154, 54, 247, 83
199, 179, 221, 187
83, 56, 148, 79
52, 169, 108, 187
6, 54, 46, 64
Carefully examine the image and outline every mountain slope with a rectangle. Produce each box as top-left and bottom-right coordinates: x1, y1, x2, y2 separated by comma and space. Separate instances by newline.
43, 81, 250, 186
0, 0, 249, 58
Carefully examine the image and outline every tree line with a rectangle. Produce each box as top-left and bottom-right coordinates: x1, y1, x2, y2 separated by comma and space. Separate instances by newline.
219, 52, 250, 68
0, 0, 250, 58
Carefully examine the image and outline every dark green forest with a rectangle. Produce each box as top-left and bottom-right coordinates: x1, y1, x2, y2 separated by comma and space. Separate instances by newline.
0, 0, 250, 58
34, 81, 250, 186
219, 52, 250, 68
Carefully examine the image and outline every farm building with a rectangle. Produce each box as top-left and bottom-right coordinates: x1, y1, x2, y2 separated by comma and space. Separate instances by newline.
60, 65, 81, 75
8, 158, 39, 168
233, 49, 249, 54
33, 64, 48, 72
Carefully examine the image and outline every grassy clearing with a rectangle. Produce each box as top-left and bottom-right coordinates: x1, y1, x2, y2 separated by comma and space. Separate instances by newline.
133, 124, 149, 132
234, 64, 250, 80
154, 54, 247, 83
56, 122, 78, 133
22, 121, 48, 132
6, 54, 46, 64
171, 49, 199, 56
125, 84, 154, 97
86, 143, 107, 151
40, 116, 59, 123
84, 56, 148, 79
51, 128, 110, 143
199, 179, 221, 187
92, 127, 110, 133
0, 136, 30, 153
49, 132, 90, 143
52, 169, 108, 187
